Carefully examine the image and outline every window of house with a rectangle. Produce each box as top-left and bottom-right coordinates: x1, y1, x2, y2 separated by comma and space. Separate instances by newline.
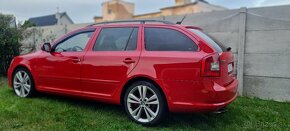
108, 9, 112, 14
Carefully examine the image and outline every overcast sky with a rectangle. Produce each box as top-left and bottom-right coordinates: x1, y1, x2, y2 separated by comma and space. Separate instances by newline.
1, 0, 290, 24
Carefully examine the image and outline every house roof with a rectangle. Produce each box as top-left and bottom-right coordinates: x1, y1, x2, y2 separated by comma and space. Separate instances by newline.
134, 11, 161, 17
28, 12, 73, 26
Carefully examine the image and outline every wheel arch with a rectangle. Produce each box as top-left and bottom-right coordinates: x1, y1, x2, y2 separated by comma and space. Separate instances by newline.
12, 64, 32, 76
120, 76, 169, 110
11, 64, 36, 88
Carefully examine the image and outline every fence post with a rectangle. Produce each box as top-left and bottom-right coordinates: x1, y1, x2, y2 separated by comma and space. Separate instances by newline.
237, 7, 247, 95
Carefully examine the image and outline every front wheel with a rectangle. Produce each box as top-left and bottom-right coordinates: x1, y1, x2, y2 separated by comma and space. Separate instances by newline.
12, 68, 36, 98
124, 81, 167, 125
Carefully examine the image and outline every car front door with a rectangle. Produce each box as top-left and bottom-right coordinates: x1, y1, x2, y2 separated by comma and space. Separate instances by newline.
36, 29, 96, 94
81, 26, 141, 99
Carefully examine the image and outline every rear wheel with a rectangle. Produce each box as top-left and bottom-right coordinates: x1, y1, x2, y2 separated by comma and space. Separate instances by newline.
12, 68, 36, 98
124, 81, 167, 125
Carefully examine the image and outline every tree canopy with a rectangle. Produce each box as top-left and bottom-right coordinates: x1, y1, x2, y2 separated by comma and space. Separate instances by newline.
0, 14, 22, 76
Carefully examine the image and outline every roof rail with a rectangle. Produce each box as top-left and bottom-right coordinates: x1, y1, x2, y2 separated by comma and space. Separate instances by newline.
87, 20, 174, 27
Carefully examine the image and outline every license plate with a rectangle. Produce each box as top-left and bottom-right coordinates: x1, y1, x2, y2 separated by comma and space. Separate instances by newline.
228, 64, 233, 73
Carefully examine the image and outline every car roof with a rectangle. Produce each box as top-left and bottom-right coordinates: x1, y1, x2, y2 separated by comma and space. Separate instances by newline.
87, 20, 174, 26
82, 20, 202, 32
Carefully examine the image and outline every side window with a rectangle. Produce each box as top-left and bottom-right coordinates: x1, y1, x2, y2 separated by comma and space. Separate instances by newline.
145, 28, 198, 51
55, 31, 94, 52
93, 27, 138, 51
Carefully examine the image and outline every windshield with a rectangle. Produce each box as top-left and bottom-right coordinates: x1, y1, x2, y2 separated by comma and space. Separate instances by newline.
188, 29, 227, 52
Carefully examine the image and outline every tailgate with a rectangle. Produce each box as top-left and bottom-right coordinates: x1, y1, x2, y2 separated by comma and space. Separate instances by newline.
218, 51, 235, 86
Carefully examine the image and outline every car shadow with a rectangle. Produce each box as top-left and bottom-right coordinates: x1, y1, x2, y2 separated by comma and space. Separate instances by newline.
31, 92, 242, 129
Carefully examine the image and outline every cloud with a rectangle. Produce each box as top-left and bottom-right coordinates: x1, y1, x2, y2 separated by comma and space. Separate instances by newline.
255, 0, 290, 6
0, 0, 104, 23
254, 0, 267, 7
0, 0, 173, 23
1, 0, 290, 24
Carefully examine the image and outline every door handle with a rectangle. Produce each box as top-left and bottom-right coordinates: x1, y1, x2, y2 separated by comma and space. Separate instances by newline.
71, 57, 81, 63
123, 58, 135, 64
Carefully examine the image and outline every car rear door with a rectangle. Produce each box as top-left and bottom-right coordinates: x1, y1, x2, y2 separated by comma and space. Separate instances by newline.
81, 26, 141, 98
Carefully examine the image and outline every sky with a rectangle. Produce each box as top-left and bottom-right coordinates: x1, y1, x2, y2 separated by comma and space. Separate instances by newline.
0, 0, 290, 24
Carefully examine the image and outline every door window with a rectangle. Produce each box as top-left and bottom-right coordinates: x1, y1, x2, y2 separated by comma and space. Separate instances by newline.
54, 31, 94, 52
145, 28, 198, 51
93, 28, 138, 51
188, 29, 226, 52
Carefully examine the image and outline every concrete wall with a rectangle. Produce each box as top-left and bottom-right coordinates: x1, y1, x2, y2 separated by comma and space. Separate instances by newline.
21, 5, 290, 102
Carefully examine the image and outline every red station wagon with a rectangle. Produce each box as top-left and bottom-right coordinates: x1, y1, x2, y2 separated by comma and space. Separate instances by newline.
8, 20, 238, 125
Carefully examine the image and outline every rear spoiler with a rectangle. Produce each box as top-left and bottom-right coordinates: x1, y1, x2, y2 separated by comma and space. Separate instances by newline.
185, 26, 203, 31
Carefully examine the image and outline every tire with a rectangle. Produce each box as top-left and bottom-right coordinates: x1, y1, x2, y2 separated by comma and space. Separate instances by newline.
12, 67, 36, 98
123, 81, 167, 126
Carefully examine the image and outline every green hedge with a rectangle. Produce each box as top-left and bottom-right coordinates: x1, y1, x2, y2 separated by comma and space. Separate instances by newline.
0, 14, 22, 76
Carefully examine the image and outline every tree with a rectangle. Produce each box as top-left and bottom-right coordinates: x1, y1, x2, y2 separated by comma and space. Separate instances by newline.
0, 14, 23, 76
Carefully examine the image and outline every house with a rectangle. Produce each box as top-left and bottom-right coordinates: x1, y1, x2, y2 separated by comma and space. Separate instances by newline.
28, 12, 74, 26
94, 0, 226, 22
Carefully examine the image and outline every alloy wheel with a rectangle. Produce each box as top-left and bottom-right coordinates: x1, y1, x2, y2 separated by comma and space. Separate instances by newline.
13, 71, 31, 97
127, 85, 160, 123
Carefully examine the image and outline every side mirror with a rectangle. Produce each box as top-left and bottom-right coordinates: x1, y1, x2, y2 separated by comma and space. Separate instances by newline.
41, 42, 52, 52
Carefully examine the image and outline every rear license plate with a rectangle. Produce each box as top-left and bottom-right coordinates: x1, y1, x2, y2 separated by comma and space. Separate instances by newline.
228, 64, 233, 73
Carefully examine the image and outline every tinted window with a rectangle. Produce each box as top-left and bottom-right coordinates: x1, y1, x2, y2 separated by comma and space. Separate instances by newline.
126, 28, 138, 50
145, 28, 197, 51
55, 31, 94, 52
189, 29, 226, 52
93, 28, 138, 51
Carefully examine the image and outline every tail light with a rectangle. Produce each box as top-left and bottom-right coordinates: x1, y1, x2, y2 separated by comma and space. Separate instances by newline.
201, 56, 220, 77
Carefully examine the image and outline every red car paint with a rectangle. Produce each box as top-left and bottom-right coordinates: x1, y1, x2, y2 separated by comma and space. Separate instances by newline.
8, 23, 238, 113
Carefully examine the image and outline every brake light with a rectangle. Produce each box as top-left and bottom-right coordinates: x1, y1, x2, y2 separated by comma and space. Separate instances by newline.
201, 56, 220, 77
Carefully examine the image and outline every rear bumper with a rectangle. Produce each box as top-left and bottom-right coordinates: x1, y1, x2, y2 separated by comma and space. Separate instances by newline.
169, 79, 238, 113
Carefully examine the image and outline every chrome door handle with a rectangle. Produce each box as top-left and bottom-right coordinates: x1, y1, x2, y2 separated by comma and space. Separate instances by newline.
123, 58, 135, 64
71, 58, 81, 63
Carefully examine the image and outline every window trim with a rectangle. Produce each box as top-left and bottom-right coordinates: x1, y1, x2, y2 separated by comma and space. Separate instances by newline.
52, 28, 96, 52
92, 27, 139, 52
144, 27, 199, 52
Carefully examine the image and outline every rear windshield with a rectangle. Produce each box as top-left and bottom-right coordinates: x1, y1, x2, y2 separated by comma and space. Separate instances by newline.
188, 29, 227, 52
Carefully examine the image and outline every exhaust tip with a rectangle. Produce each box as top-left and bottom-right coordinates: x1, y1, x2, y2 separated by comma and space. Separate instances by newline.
213, 107, 228, 114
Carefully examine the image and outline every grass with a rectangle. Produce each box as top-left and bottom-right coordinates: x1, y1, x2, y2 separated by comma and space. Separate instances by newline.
0, 79, 290, 131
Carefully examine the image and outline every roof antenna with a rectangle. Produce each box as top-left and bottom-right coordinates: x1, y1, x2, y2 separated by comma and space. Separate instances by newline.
176, 15, 187, 24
